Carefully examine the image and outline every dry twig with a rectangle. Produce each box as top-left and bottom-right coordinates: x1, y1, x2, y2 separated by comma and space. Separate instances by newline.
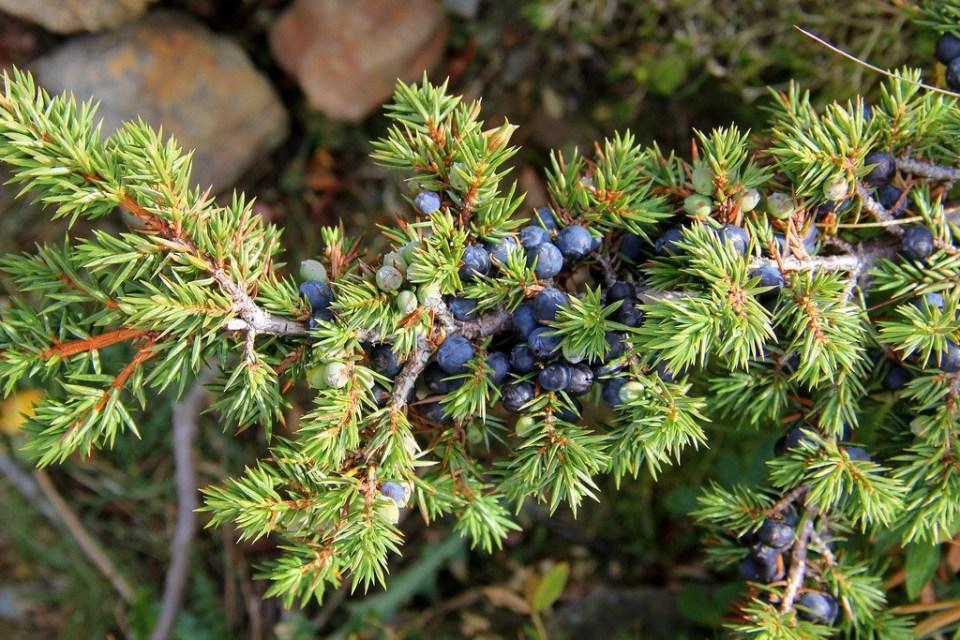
150, 370, 214, 640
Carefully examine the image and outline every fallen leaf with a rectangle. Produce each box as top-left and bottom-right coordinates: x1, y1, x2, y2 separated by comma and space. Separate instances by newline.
0, 389, 43, 435
459, 610, 490, 635
482, 586, 530, 614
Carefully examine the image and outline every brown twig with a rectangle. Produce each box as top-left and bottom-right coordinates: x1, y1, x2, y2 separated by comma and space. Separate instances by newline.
765, 485, 809, 517
94, 339, 159, 412
33, 468, 135, 603
809, 528, 837, 568
233, 548, 264, 640
390, 334, 438, 408
389, 304, 512, 409
150, 370, 214, 640
458, 308, 512, 340
40, 328, 148, 359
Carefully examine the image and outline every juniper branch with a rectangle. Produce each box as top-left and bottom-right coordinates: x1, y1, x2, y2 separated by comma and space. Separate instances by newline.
781, 506, 815, 614
897, 156, 960, 183
765, 484, 810, 517
857, 184, 903, 236
809, 528, 838, 568
1, 62, 957, 632
390, 303, 512, 408
219, 272, 308, 337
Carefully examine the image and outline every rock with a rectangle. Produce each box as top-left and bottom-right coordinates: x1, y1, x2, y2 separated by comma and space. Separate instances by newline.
0, 16, 44, 68
442, 0, 479, 18
32, 11, 288, 191
0, 0, 154, 34
269, 0, 447, 121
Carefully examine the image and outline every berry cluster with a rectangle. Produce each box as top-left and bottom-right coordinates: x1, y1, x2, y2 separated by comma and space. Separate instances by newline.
278, 66, 960, 620
737, 516, 839, 628
295, 188, 686, 434
860, 149, 945, 275
936, 32, 960, 90
858, 148, 960, 374
731, 424, 868, 628
714, 138, 960, 378
298, 154, 959, 434
386, 197, 648, 421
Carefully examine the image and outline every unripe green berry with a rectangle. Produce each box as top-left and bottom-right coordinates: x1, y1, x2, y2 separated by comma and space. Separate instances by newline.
383, 251, 407, 274
300, 259, 328, 283
306, 365, 326, 389
740, 188, 761, 212
396, 290, 418, 315
620, 381, 645, 402
377, 499, 400, 524
684, 194, 713, 217
376, 266, 404, 292
822, 177, 848, 202
691, 165, 715, 196
766, 192, 795, 219
516, 415, 538, 437
322, 362, 351, 389
399, 241, 419, 264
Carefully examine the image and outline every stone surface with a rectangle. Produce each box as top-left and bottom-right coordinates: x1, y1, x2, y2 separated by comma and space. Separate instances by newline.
0, 0, 154, 34
32, 11, 288, 191
269, 0, 447, 122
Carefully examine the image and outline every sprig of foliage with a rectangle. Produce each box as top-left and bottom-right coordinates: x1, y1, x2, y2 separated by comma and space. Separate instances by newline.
0, 61, 958, 638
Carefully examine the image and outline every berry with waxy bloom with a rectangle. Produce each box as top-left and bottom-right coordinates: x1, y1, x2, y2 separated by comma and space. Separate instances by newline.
527, 241, 564, 279
414, 190, 441, 214
901, 226, 935, 261
538, 362, 571, 391
797, 592, 839, 626
555, 224, 594, 261
437, 335, 474, 374
502, 381, 534, 412
533, 287, 568, 322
